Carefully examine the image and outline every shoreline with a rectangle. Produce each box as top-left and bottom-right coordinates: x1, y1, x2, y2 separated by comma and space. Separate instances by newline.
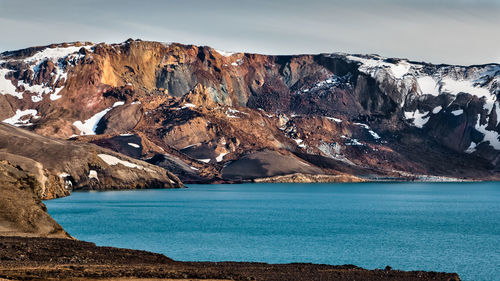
0, 161, 463, 280
0, 236, 461, 281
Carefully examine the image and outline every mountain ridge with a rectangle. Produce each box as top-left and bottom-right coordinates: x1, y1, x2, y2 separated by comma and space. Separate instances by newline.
3, 39, 499, 67
1, 39, 499, 183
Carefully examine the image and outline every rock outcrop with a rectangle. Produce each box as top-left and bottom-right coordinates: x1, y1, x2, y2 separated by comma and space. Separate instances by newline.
0, 123, 183, 200
0, 40, 498, 182
254, 173, 365, 183
95, 102, 143, 134
0, 161, 69, 238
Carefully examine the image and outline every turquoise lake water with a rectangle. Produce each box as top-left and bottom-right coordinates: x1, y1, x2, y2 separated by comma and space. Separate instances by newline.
45, 182, 500, 281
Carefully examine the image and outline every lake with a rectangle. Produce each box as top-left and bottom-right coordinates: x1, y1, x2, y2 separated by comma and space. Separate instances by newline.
45, 182, 500, 281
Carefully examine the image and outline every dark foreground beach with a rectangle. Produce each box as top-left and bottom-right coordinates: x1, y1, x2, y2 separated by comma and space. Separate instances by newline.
0, 236, 460, 281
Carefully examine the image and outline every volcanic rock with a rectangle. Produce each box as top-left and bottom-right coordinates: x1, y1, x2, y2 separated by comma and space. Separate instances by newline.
0, 40, 499, 182
0, 123, 183, 200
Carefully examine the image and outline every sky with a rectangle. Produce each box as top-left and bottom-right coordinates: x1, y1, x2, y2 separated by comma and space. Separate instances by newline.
1, 0, 499, 65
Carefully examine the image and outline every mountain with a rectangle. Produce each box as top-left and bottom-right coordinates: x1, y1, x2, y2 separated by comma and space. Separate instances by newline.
0, 123, 182, 200
1, 39, 499, 182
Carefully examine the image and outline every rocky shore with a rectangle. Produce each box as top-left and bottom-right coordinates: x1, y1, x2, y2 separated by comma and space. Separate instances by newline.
0, 236, 460, 281
253, 172, 365, 183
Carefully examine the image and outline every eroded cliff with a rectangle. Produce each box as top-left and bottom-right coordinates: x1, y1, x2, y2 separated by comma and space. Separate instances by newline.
1, 40, 498, 182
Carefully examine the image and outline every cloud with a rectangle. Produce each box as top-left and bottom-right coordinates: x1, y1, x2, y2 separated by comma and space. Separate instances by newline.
0, 0, 499, 65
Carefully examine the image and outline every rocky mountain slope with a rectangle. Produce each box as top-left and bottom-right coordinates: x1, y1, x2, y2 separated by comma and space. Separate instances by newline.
0, 123, 182, 200
0, 161, 69, 238
1, 39, 499, 182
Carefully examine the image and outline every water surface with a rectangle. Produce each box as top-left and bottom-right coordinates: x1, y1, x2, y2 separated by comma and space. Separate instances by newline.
45, 182, 500, 281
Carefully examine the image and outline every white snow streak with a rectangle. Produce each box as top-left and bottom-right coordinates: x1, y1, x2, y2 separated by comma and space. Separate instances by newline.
73, 101, 125, 135
2, 109, 39, 126
128, 143, 140, 148
98, 154, 149, 170
326, 116, 342, 123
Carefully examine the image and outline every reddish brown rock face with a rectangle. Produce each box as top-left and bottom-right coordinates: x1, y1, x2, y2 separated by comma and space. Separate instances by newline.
0, 123, 183, 200
1, 39, 499, 183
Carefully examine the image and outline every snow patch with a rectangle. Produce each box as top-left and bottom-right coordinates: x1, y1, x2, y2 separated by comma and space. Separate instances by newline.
231, 59, 244, 66
21, 46, 92, 103
451, 109, 464, 116
0, 69, 22, 99
347, 55, 410, 79
367, 130, 381, 140
128, 143, 140, 148
294, 139, 306, 148
473, 114, 500, 151
326, 117, 342, 123
181, 103, 196, 109
216, 152, 228, 162
417, 76, 440, 96
59, 173, 70, 178
496, 102, 500, 127
16, 80, 49, 102
215, 49, 237, 57
3, 109, 39, 126
354, 122, 381, 140
342, 136, 363, 146
300, 74, 351, 93
465, 142, 477, 154
50, 87, 64, 100
226, 111, 239, 118
98, 154, 148, 170
389, 62, 411, 79
441, 78, 494, 112
182, 143, 200, 149
88, 170, 98, 180
24, 46, 83, 64
225, 108, 248, 118
73, 102, 124, 135
404, 110, 430, 128
197, 159, 211, 163
432, 106, 442, 114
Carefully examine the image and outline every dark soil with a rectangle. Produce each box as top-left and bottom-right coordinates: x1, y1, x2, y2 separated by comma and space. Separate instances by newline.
0, 236, 461, 281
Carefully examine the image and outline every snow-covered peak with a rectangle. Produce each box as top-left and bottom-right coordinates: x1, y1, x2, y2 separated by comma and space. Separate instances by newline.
346, 55, 414, 79
24, 46, 85, 64
345, 54, 499, 99
0, 43, 94, 103
214, 49, 238, 57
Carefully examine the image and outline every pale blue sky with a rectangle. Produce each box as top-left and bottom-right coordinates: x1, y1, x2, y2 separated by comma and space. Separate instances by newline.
1, 0, 499, 65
